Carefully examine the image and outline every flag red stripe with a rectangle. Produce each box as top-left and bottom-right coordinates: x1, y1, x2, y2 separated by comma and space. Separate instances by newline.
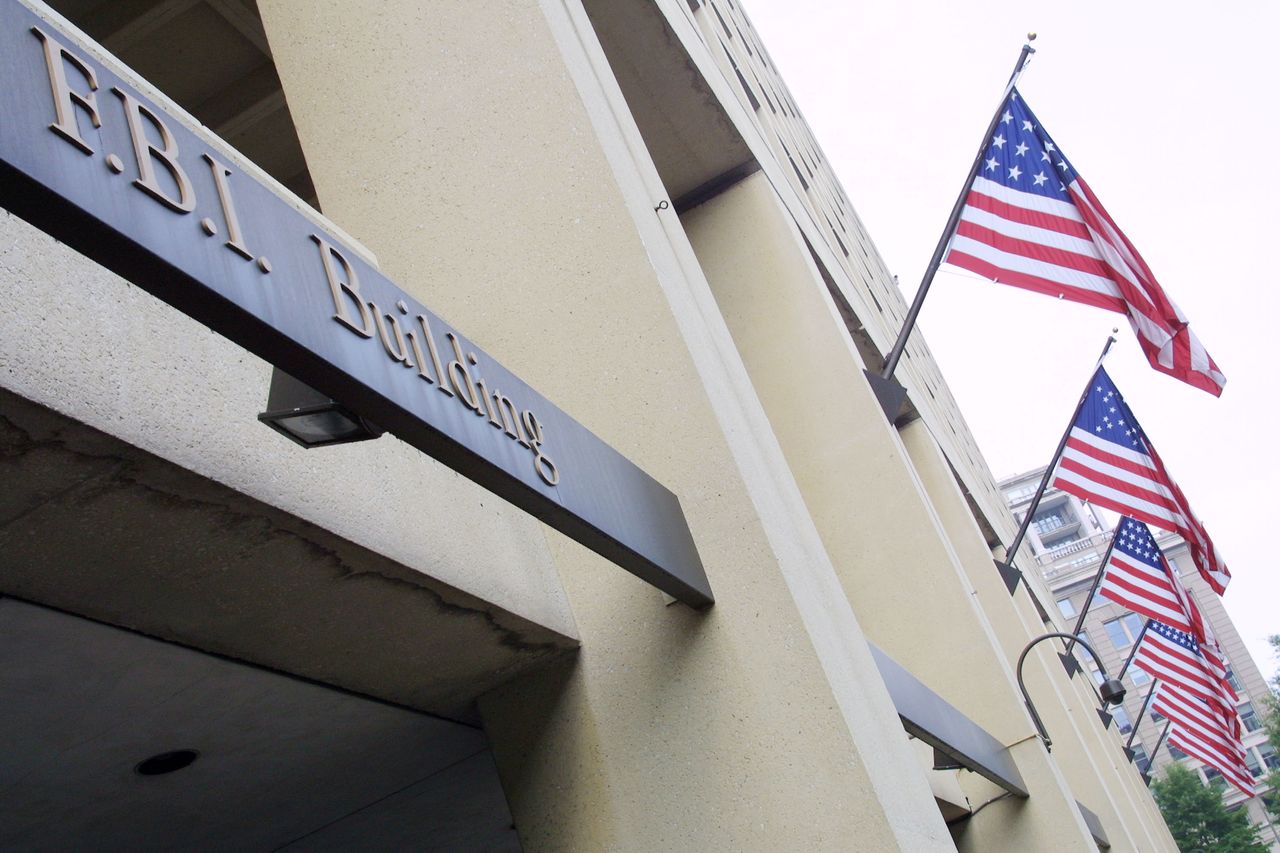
1168, 730, 1255, 795
1056, 485, 1179, 544
1167, 726, 1246, 774
961, 190, 1093, 239
1159, 684, 1255, 796
1136, 643, 1222, 702
1061, 437, 1165, 485
1055, 456, 1180, 519
1071, 180, 1179, 319
1099, 576, 1188, 629
954, 220, 1116, 279
946, 250, 1127, 313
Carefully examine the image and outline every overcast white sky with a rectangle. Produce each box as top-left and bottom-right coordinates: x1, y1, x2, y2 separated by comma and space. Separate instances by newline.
744, 0, 1279, 675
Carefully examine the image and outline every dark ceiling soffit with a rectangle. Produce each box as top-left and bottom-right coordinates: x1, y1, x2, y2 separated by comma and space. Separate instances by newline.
869, 644, 1029, 798
671, 160, 759, 214
1076, 800, 1111, 849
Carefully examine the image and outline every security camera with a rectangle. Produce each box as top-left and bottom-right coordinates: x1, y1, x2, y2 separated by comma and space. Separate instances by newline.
1099, 678, 1127, 706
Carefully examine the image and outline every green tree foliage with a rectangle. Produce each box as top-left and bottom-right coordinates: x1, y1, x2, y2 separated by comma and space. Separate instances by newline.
1262, 635, 1280, 822
1152, 763, 1267, 852
1265, 771, 1279, 826
1264, 635, 1280, 737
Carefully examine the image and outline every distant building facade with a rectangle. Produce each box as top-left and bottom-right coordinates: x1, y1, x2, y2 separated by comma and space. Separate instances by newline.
1002, 468, 1280, 847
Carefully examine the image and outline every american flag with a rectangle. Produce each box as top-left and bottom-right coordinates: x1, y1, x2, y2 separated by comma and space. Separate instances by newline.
1104, 518, 1236, 705
1134, 620, 1237, 716
1051, 367, 1229, 594
944, 88, 1225, 396
1099, 518, 1194, 631
1155, 683, 1254, 796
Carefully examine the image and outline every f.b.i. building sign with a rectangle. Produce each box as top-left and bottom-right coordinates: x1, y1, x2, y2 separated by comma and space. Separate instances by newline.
0, 0, 712, 608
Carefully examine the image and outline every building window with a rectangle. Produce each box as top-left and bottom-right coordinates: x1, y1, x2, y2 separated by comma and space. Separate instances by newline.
1258, 742, 1279, 771
1239, 702, 1261, 733
1033, 507, 1071, 536
1057, 598, 1076, 619
1151, 708, 1165, 723
1087, 588, 1104, 611
1084, 659, 1105, 686
1168, 744, 1188, 761
1132, 743, 1150, 774
1103, 613, 1146, 651
1131, 668, 1150, 687
1226, 667, 1242, 692
1006, 484, 1037, 504
1246, 749, 1263, 778
1112, 705, 1133, 735
1202, 767, 1228, 791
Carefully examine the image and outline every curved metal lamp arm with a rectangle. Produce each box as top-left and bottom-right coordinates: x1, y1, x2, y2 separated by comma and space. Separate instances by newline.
1016, 632, 1127, 752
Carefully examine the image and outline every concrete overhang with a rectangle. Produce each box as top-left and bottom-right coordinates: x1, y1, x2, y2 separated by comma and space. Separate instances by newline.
581, 0, 757, 207
870, 643, 1028, 798
1077, 800, 1111, 849
0, 388, 577, 720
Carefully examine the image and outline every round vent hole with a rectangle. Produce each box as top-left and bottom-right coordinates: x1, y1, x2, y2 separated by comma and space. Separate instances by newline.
135, 749, 199, 776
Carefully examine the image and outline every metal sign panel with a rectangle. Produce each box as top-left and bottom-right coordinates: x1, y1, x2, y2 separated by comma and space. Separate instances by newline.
869, 645, 1028, 797
0, 0, 712, 607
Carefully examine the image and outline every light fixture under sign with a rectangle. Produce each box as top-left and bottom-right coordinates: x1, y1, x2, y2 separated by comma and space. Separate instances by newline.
257, 368, 383, 448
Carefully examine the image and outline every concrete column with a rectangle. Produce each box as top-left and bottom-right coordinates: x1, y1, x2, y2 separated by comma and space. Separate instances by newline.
682, 171, 1102, 850
257, 1, 948, 849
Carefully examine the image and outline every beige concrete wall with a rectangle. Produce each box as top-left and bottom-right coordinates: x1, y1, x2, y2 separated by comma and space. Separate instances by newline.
0, 206, 580, 715
257, 0, 951, 849
898, 418, 1178, 851
0, 2, 581, 700
682, 171, 1108, 850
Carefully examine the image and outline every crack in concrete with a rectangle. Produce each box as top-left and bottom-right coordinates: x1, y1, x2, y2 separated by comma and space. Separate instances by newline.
1, 409, 572, 659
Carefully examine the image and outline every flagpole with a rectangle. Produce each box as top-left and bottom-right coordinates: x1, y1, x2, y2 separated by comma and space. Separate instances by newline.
1116, 620, 1151, 682
1058, 528, 1120, 676
1125, 679, 1160, 760
866, 36, 1037, 420
1142, 720, 1172, 786
994, 334, 1117, 593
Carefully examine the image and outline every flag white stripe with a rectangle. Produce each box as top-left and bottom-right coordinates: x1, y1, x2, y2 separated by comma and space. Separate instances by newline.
1099, 584, 1187, 627
1104, 554, 1184, 608
1064, 428, 1159, 471
1160, 684, 1254, 794
1099, 577, 1183, 616
1169, 729, 1254, 793
1157, 687, 1236, 734
1079, 219, 1148, 296
957, 204, 1104, 259
1167, 726, 1245, 769
1136, 641, 1219, 695
1053, 463, 1182, 528
1057, 444, 1180, 511
1100, 569, 1185, 615
970, 176, 1086, 220
1070, 183, 1157, 299
948, 235, 1123, 298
